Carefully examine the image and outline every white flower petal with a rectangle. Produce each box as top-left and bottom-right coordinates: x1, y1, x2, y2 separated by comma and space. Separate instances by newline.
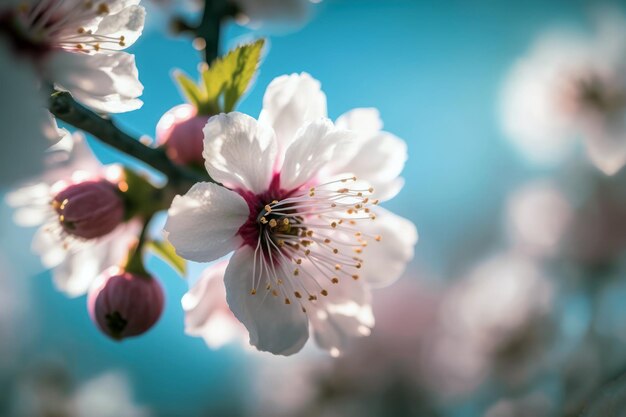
311, 279, 374, 355
224, 246, 309, 355
329, 130, 408, 201
164, 182, 248, 262
335, 108, 383, 134
203, 112, 277, 193
280, 119, 355, 190
358, 207, 417, 288
259, 73, 327, 161
583, 122, 626, 175
52, 245, 104, 297
182, 261, 245, 349
95, 5, 146, 49
0, 41, 59, 186
48, 50, 143, 113
32, 226, 67, 269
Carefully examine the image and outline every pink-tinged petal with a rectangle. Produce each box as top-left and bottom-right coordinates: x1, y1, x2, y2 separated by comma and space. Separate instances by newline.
182, 261, 246, 349
203, 113, 277, 194
358, 207, 417, 288
259, 73, 327, 162
280, 118, 355, 190
165, 182, 248, 262
224, 246, 309, 355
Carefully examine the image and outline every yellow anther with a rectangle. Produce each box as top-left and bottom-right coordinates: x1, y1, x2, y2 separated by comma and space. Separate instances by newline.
296, 259, 302, 265
77, 27, 85, 34
285, 298, 291, 305
331, 278, 339, 284
271, 290, 279, 297
335, 264, 341, 271
250, 289, 257, 295
321, 289, 328, 296
375, 235, 382, 242
304, 249, 311, 256
283, 218, 289, 226
368, 187, 374, 193
331, 222, 337, 228
293, 269, 299, 276
260, 217, 268, 224
324, 238, 331, 244
355, 263, 362, 269
264, 204, 272, 213
352, 274, 360, 280
269, 219, 278, 228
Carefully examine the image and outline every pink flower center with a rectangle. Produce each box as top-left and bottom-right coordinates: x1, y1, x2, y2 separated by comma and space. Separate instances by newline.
236, 174, 381, 311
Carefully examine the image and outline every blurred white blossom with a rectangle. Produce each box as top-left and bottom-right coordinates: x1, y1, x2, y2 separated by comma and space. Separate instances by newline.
501, 11, 626, 175
6, 134, 140, 297
10, 370, 150, 417
424, 252, 556, 397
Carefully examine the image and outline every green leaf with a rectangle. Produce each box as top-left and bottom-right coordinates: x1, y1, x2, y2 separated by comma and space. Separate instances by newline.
148, 240, 187, 277
218, 39, 265, 112
173, 39, 265, 115
173, 70, 206, 110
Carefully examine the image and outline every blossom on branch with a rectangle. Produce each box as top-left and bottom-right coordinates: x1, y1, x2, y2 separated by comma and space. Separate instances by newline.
165, 73, 417, 356
6, 133, 140, 297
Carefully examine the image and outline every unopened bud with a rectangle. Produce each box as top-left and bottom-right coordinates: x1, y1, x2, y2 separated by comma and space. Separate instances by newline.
52, 180, 124, 239
156, 104, 209, 166
88, 267, 165, 340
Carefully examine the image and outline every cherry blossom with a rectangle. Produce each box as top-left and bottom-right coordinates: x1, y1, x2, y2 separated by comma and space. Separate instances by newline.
501, 12, 626, 175
165, 73, 416, 355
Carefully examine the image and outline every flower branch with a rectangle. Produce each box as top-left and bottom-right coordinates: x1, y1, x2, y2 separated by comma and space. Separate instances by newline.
48, 91, 212, 190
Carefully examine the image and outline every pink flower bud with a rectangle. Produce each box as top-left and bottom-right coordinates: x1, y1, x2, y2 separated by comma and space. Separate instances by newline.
52, 180, 125, 239
156, 104, 209, 166
88, 268, 165, 340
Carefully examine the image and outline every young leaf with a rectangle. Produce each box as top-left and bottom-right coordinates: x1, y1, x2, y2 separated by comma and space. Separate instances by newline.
173, 70, 206, 110
148, 240, 187, 277
219, 39, 265, 112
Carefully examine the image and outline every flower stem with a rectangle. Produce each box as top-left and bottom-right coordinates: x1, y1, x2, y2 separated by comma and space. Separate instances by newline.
125, 214, 154, 278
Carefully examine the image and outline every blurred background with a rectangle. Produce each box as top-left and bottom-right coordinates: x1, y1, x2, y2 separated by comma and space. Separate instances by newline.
3, 0, 626, 416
